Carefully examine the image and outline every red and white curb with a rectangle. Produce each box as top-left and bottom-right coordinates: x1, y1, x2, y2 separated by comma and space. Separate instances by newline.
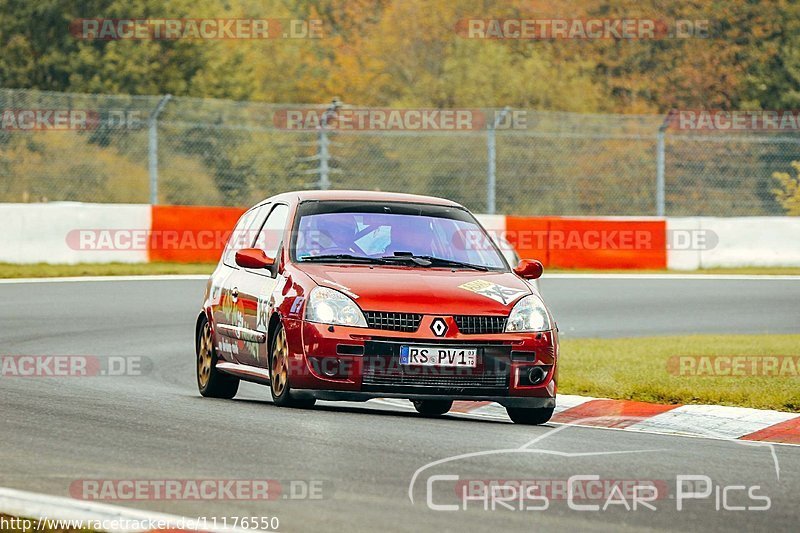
0, 486, 251, 533
375, 395, 800, 445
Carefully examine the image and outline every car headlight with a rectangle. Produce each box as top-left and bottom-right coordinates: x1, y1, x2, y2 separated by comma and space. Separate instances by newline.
305, 286, 367, 327
505, 294, 552, 333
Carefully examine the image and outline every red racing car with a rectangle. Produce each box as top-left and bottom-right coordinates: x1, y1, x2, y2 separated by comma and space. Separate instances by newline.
195, 191, 558, 424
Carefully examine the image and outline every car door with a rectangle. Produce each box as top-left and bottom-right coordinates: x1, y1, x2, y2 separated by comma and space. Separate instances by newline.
211, 204, 271, 364
234, 203, 291, 368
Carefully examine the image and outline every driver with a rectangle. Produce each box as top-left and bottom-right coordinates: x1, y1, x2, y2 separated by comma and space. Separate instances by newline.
317, 213, 359, 253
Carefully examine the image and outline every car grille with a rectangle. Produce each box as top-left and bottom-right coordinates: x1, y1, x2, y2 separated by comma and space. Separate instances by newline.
362, 340, 511, 393
362, 371, 508, 389
454, 315, 508, 334
364, 311, 422, 332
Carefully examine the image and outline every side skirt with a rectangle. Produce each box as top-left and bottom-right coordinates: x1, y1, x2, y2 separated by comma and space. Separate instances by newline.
216, 362, 271, 386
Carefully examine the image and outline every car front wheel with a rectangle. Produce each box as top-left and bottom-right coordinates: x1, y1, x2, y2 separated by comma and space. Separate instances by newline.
269, 323, 315, 409
506, 407, 554, 425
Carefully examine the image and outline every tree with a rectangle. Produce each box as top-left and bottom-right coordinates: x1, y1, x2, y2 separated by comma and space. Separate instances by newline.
773, 162, 800, 215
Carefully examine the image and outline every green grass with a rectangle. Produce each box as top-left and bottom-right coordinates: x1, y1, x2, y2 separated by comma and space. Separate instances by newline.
0, 262, 216, 278
560, 334, 800, 412
1, 262, 798, 279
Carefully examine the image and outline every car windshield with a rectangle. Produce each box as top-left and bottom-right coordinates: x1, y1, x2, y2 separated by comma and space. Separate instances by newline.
293, 204, 506, 270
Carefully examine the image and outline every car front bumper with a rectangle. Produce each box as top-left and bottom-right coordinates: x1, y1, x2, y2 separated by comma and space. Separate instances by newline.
285, 318, 558, 403
292, 389, 555, 409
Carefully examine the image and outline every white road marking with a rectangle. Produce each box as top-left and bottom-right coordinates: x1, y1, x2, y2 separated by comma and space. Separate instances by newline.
0, 486, 252, 532
0, 275, 209, 284
553, 393, 598, 413
626, 404, 800, 440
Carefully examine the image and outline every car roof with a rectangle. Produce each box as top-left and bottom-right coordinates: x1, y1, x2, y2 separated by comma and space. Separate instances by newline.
259, 190, 464, 208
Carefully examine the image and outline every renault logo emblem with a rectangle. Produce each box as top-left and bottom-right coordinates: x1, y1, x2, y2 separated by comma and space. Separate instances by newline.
430, 317, 448, 337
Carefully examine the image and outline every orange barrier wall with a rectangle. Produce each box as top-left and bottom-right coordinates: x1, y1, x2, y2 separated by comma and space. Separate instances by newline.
506, 216, 667, 270
504, 216, 552, 266
149, 205, 246, 263
150, 206, 667, 269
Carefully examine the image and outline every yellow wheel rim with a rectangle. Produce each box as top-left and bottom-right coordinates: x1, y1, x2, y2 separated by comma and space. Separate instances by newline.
271, 327, 289, 397
198, 322, 213, 388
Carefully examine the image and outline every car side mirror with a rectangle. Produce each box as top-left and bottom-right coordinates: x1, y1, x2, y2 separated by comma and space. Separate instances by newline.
513, 259, 543, 280
235, 248, 274, 269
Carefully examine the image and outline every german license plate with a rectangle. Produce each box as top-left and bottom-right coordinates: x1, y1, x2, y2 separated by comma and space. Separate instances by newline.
399, 345, 477, 367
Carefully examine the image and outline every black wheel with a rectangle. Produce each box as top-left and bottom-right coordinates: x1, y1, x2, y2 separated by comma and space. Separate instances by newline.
413, 399, 453, 416
196, 316, 239, 399
506, 407, 554, 425
269, 323, 316, 409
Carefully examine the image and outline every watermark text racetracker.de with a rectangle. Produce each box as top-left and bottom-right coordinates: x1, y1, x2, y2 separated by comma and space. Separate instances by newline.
668, 355, 800, 377
68, 478, 327, 501
456, 18, 711, 40
475, 228, 717, 252
70, 18, 323, 40
273, 107, 532, 131
0, 355, 152, 377
67, 228, 302, 251
672, 110, 800, 132
67, 228, 239, 252
1, 109, 142, 131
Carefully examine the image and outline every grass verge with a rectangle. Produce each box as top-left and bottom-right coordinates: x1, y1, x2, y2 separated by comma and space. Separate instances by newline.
560, 334, 800, 412
0, 262, 216, 278
1, 263, 799, 279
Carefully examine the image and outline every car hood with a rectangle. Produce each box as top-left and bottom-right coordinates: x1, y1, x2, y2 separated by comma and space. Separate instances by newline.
298, 264, 533, 314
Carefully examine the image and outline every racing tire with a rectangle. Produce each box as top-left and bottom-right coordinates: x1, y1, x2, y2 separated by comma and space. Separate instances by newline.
269, 323, 316, 409
413, 399, 453, 416
506, 407, 554, 425
196, 316, 239, 399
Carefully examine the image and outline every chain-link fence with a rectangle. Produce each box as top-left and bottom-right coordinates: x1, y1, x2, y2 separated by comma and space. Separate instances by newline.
1, 88, 798, 216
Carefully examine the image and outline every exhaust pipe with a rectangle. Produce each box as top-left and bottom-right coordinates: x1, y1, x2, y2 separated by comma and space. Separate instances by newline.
527, 366, 547, 385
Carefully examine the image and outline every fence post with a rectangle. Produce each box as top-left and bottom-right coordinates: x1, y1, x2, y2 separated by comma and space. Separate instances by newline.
487, 107, 511, 215
656, 111, 674, 217
148, 94, 172, 205
317, 98, 341, 190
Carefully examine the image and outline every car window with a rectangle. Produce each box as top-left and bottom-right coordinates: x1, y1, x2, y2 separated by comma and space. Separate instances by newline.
295, 209, 506, 269
222, 204, 270, 267
254, 204, 290, 259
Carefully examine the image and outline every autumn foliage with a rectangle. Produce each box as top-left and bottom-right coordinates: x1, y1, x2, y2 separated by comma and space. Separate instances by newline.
2, 0, 799, 113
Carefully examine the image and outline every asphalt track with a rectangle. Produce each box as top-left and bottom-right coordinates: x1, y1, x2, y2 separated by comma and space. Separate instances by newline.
1, 276, 800, 532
